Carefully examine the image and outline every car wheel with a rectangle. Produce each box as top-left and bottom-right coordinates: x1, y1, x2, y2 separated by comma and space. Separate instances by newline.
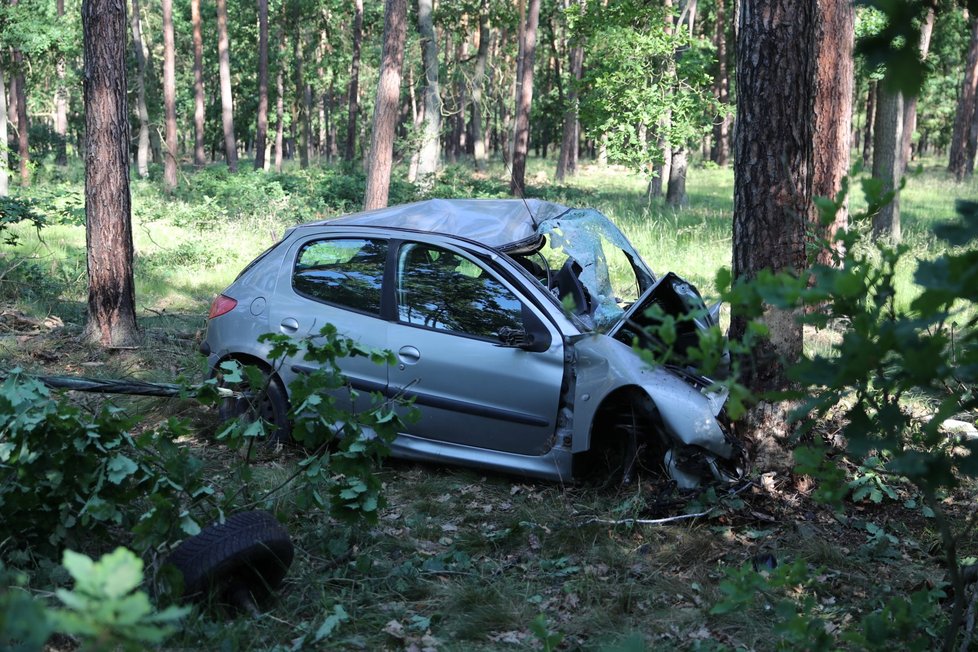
218, 365, 292, 445
164, 510, 294, 607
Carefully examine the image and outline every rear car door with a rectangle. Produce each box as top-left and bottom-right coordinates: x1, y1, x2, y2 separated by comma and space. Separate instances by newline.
387, 240, 564, 456
269, 235, 390, 413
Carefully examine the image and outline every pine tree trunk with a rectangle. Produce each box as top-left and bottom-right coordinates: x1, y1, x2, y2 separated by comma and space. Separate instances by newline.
254, 0, 269, 170
162, 0, 178, 191
345, 0, 364, 162
191, 0, 206, 168
416, 0, 441, 185
472, 0, 490, 172
82, 0, 139, 347
130, 0, 151, 178
900, 7, 934, 172
54, 0, 68, 166
557, 0, 583, 182
216, 0, 238, 172
12, 56, 28, 187
811, 0, 854, 263
294, 26, 309, 170
0, 65, 8, 196
711, 0, 730, 166
666, 147, 688, 207
731, 0, 815, 469
862, 80, 876, 168
363, 0, 407, 210
872, 89, 903, 242
510, 0, 540, 196
950, 16, 978, 182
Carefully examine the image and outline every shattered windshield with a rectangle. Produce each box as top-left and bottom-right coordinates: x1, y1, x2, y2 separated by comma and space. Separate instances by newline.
534, 209, 655, 332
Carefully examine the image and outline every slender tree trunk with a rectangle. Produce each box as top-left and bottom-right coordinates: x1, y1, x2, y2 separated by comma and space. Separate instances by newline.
666, 148, 688, 207
557, 0, 584, 182
0, 65, 8, 196
254, 0, 269, 170
950, 16, 978, 181
274, 22, 285, 173
294, 26, 310, 169
650, 0, 675, 197
811, 0, 854, 263
510, 0, 541, 196
872, 89, 903, 242
162, 0, 178, 191
82, 0, 139, 347
900, 7, 934, 172
191, 0, 206, 167
54, 0, 68, 166
345, 0, 364, 162
317, 26, 329, 160
9, 0, 29, 188
472, 0, 490, 172
363, 0, 407, 210
216, 0, 238, 171
416, 0, 441, 185
862, 80, 876, 168
712, 0, 730, 166
731, 0, 815, 469
130, 0, 151, 178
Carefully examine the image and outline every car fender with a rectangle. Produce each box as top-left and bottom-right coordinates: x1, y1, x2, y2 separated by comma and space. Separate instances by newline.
571, 335, 733, 460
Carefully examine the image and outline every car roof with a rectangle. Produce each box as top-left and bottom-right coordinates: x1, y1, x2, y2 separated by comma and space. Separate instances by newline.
294, 198, 571, 250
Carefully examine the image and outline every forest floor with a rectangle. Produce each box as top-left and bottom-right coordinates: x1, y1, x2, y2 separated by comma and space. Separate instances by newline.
3, 157, 978, 650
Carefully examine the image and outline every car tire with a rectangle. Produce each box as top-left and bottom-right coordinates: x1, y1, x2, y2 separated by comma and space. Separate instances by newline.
165, 510, 294, 602
218, 365, 292, 445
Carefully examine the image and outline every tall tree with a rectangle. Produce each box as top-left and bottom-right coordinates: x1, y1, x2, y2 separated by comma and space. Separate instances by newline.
862, 80, 876, 167
510, 0, 541, 196
162, 0, 177, 192
949, 14, 978, 181
731, 0, 815, 467
54, 0, 68, 166
130, 0, 151, 178
10, 0, 29, 188
191, 0, 206, 167
294, 22, 310, 169
254, 0, 270, 170
274, 19, 286, 173
0, 65, 7, 196
216, 0, 238, 172
872, 88, 903, 241
414, 0, 441, 185
82, 0, 139, 347
345, 0, 364, 162
811, 0, 854, 263
900, 6, 934, 171
472, 0, 491, 173
556, 0, 584, 182
711, 0, 730, 166
363, 0, 407, 210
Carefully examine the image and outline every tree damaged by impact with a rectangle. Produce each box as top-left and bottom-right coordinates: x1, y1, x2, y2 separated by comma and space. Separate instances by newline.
202, 199, 746, 488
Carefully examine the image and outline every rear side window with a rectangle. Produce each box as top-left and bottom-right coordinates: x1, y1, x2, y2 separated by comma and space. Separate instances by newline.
293, 238, 387, 314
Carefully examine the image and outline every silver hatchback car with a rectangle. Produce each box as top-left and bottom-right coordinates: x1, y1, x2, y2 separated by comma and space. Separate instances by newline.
202, 199, 744, 487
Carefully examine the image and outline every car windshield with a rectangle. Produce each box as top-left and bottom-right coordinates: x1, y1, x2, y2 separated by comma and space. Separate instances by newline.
531, 209, 655, 332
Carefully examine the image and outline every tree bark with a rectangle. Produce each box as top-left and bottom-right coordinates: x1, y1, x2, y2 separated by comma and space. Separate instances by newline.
130, 0, 151, 178
82, 0, 139, 347
950, 16, 978, 182
9, 0, 29, 188
731, 0, 815, 469
650, 0, 675, 198
162, 0, 178, 192
900, 6, 934, 172
363, 0, 407, 210
556, 0, 584, 182
216, 0, 238, 172
811, 0, 854, 264
472, 0, 490, 172
274, 23, 285, 173
191, 0, 206, 168
294, 25, 310, 169
0, 64, 8, 196
415, 0, 441, 185
862, 80, 876, 168
872, 88, 903, 242
510, 0, 541, 196
254, 0, 270, 170
666, 148, 688, 207
54, 0, 68, 166
345, 0, 364, 162
711, 0, 730, 166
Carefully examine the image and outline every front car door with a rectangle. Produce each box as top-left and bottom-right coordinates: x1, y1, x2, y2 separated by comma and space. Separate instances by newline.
387, 239, 564, 456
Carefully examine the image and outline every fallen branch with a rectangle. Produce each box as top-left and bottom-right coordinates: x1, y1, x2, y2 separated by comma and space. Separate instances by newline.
581, 480, 756, 527
1, 372, 242, 399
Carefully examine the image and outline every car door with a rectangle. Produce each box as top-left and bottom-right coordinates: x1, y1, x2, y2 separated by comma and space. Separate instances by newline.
387, 240, 564, 456
269, 235, 390, 414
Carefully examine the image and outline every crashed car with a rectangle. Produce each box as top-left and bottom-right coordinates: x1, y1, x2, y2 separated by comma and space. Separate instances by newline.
201, 198, 745, 487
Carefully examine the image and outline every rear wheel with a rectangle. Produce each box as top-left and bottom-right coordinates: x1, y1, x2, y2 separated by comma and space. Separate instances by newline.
217, 363, 292, 445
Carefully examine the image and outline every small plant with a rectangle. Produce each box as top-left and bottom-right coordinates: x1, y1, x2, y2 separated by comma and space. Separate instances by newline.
529, 613, 563, 652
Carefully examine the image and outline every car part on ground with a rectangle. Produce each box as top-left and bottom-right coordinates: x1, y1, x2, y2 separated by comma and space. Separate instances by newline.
202, 198, 743, 488
164, 510, 294, 612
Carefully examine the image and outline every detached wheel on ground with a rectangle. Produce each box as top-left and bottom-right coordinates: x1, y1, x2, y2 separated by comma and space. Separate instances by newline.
217, 364, 292, 445
165, 510, 294, 610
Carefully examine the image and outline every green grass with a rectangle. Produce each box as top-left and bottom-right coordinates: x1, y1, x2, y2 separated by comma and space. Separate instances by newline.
3, 155, 978, 650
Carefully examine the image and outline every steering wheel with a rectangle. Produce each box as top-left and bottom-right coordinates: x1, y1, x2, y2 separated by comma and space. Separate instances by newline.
554, 259, 590, 315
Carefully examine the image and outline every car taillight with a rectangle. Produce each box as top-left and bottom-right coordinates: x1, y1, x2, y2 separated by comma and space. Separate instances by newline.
208, 294, 238, 319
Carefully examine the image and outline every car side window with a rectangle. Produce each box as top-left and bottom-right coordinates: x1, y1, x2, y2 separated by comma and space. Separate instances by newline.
293, 238, 387, 314
396, 243, 524, 339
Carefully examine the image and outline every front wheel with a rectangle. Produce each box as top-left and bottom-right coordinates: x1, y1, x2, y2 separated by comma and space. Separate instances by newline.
217, 363, 292, 445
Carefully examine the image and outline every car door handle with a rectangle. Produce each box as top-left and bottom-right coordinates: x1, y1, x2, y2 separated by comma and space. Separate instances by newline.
398, 346, 421, 365
280, 318, 299, 334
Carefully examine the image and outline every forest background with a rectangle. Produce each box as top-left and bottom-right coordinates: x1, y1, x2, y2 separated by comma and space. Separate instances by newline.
4, 0, 978, 650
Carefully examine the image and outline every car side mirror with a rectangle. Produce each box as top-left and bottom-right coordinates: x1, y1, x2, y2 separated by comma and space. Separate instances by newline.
495, 309, 552, 353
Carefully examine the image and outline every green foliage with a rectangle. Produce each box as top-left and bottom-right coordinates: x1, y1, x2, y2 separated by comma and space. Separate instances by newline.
529, 613, 563, 652
0, 196, 46, 246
